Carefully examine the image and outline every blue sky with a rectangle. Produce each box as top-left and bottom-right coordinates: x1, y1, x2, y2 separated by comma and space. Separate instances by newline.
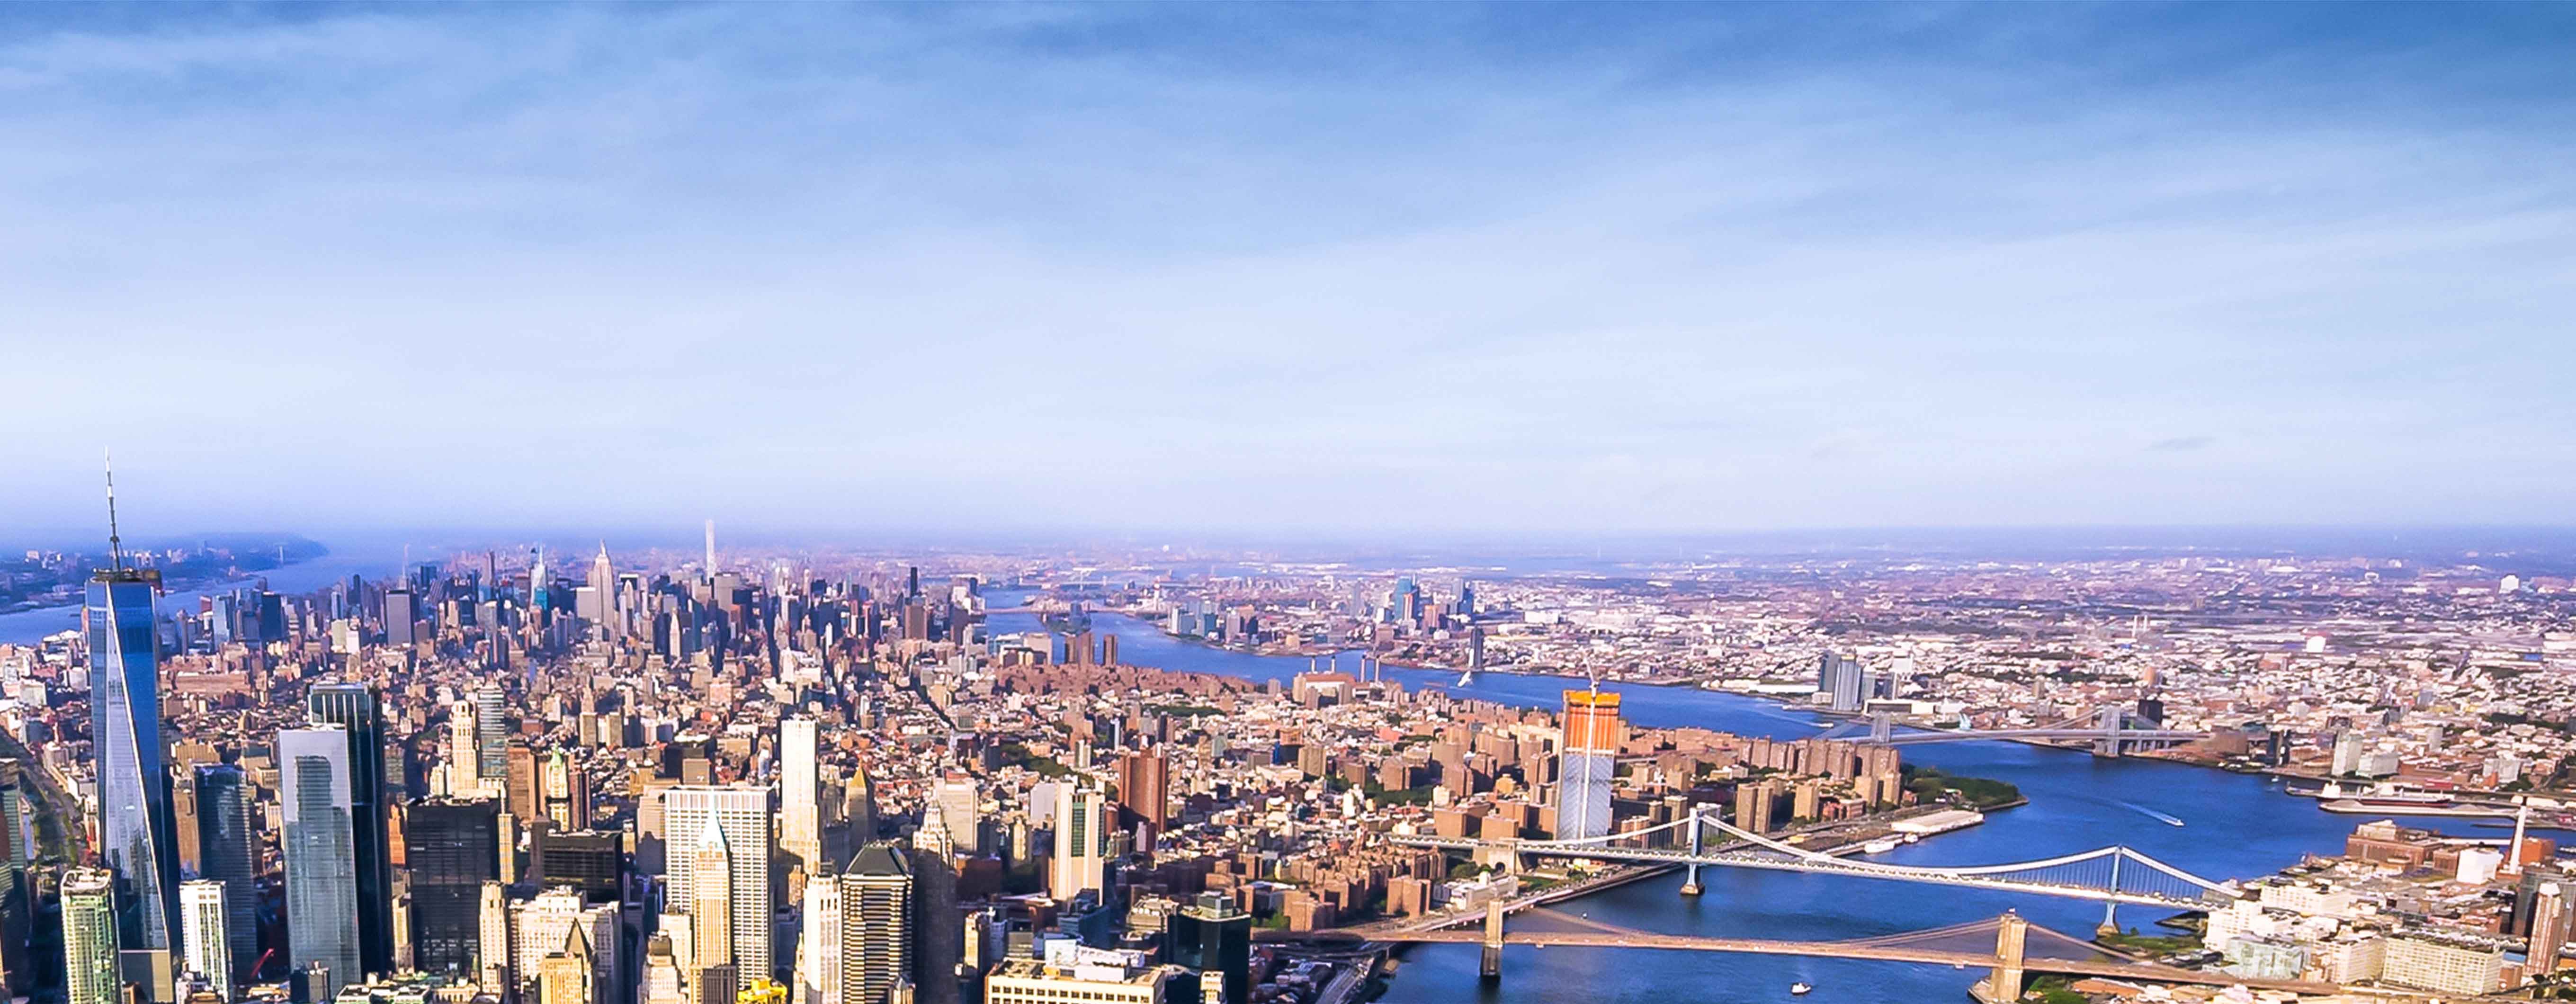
5, 4, 2572, 540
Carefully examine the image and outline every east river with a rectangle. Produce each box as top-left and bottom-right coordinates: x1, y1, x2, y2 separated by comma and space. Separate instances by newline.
987, 602, 2499, 1004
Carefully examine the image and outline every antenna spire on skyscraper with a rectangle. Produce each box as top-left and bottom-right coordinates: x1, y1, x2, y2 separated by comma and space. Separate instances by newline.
103, 449, 124, 573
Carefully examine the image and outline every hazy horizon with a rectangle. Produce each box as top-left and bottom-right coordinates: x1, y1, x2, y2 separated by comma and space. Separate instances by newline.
9, 5, 2574, 535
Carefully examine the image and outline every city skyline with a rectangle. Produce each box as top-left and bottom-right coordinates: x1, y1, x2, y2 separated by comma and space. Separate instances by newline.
9, 4, 2576, 536
3, 7, 2573, 1004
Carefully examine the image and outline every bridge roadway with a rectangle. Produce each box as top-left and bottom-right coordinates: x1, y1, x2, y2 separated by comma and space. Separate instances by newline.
1388, 834, 2213, 909
1869, 727, 2209, 746
1379, 929, 2340, 996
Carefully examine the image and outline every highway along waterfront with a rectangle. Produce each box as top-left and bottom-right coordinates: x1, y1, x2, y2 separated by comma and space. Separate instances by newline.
988, 596, 2498, 1004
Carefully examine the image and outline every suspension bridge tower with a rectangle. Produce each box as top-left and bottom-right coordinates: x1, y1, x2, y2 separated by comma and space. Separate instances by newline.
1971, 911, 2029, 1004
1480, 899, 1505, 979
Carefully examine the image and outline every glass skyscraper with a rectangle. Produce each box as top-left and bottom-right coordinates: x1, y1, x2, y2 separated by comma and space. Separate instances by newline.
305, 683, 394, 975
405, 798, 499, 977
192, 764, 259, 984
280, 726, 362, 996
88, 570, 181, 999
63, 867, 123, 1004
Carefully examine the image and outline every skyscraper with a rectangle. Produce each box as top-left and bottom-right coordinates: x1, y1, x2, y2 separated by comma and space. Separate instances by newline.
280, 726, 364, 996
383, 589, 417, 647
407, 798, 501, 977
932, 778, 981, 857
511, 887, 617, 1004
89, 561, 182, 1000
1817, 653, 1865, 713
1050, 781, 1110, 900
797, 868, 843, 1004
178, 880, 232, 1001
476, 882, 511, 995
780, 717, 823, 877
306, 682, 395, 976
65, 867, 123, 1004
663, 786, 772, 994
688, 824, 736, 996
1165, 892, 1251, 1004
1116, 749, 1169, 832
473, 684, 508, 781
2534, 882, 2570, 986
192, 765, 259, 984
839, 843, 913, 1004
1556, 689, 1622, 841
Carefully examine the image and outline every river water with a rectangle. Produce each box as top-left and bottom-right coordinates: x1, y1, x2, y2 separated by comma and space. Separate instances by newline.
0, 545, 420, 645
985, 598, 2499, 1004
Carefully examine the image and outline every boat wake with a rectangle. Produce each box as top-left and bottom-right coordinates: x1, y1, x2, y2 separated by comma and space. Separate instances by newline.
2121, 802, 2186, 827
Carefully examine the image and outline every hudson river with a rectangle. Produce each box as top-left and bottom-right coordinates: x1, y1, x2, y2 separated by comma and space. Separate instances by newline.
987, 600, 2495, 1004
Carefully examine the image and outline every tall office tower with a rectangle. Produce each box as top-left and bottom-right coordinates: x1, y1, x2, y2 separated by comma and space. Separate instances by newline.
779, 718, 823, 877
2535, 882, 2571, 985
169, 765, 201, 876
383, 589, 417, 647
797, 871, 843, 1004
585, 544, 616, 631
542, 750, 587, 829
505, 744, 542, 824
64, 868, 123, 1004
280, 726, 363, 996
665, 786, 771, 995
705, 520, 718, 576
89, 559, 183, 1000
932, 778, 981, 857
306, 683, 395, 976
177, 880, 232, 1001
529, 828, 624, 903
838, 844, 913, 1004
474, 685, 509, 781
847, 763, 879, 847
0, 759, 27, 978
1115, 750, 1170, 832
1817, 653, 1865, 713
511, 887, 617, 1004
407, 798, 500, 977
1556, 689, 1622, 841
475, 882, 510, 995
192, 765, 258, 983
1050, 782, 1110, 900
687, 826, 736, 995
447, 701, 483, 794
1165, 892, 1251, 1004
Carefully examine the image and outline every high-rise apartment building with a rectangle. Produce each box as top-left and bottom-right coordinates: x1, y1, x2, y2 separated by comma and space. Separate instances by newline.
192, 765, 259, 984
306, 682, 395, 976
839, 843, 913, 1004
280, 726, 364, 996
1556, 689, 1621, 841
1116, 750, 1169, 832
664, 785, 773, 995
178, 880, 232, 1001
1052, 781, 1111, 900
65, 868, 123, 1004
90, 567, 182, 1000
2534, 882, 2570, 985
